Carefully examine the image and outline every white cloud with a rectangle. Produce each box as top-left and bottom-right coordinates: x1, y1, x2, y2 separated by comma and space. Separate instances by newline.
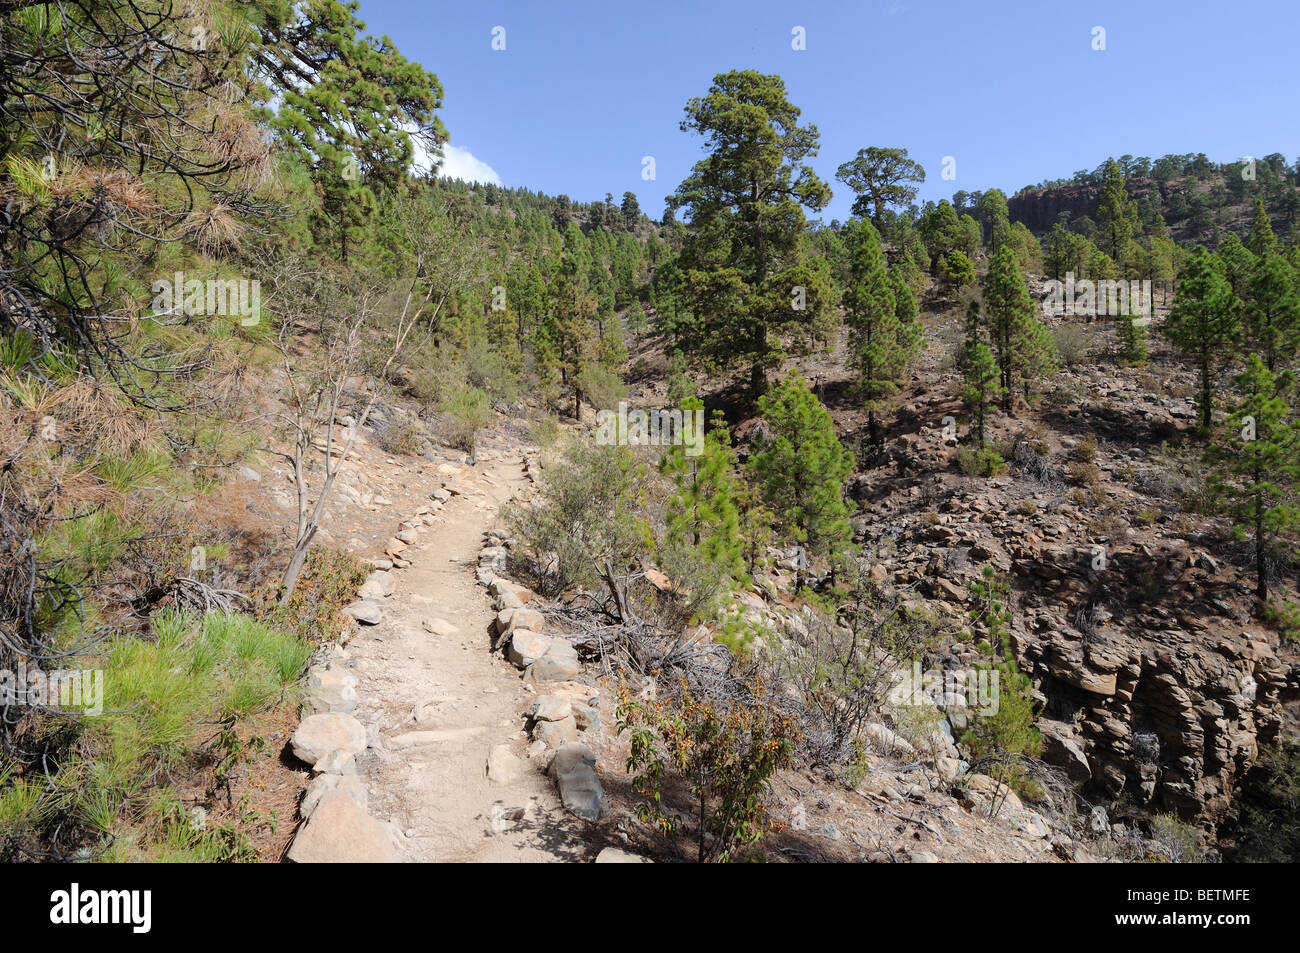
412, 138, 502, 186
439, 144, 503, 185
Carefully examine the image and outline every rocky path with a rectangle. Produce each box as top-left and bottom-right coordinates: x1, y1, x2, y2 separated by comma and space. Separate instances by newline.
344, 452, 587, 862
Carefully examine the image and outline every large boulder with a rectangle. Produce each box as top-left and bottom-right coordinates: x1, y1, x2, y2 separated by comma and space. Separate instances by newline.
526, 641, 580, 683
548, 742, 602, 821
287, 791, 397, 863
527, 696, 572, 722
507, 630, 553, 668
291, 712, 367, 767
357, 570, 394, 600
496, 606, 545, 636
532, 714, 578, 747
303, 666, 358, 715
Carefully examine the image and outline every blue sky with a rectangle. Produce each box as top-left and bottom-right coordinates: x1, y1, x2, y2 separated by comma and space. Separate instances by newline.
359, 0, 1299, 222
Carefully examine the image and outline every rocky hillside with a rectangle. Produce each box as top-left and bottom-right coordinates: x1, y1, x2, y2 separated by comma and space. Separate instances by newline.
624, 283, 1299, 855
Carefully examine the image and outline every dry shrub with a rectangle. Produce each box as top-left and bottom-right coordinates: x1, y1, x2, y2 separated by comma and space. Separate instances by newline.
207, 109, 273, 186
373, 413, 425, 456
182, 203, 244, 257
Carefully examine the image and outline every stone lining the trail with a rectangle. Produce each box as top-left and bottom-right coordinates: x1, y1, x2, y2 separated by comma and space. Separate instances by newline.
470, 456, 609, 827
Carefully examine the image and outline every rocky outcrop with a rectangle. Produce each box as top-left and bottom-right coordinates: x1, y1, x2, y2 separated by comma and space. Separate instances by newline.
833, 372, 1300, 828
1011, 543, 1290, 822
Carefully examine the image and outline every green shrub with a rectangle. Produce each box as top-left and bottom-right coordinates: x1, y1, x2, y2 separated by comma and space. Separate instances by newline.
957, 447, 1007, 477
1053, 323, 1091, 366
1147, 814, 1207, 862
504, 441, 649, 598
0, 609, 311, 861
1118, 313, 1150, 365
527, 414, 560, 447
616, 678, 798, 862
575, 362, 625, 415
960, 567, 1042, 808
255, 545, 368, 645
374, 414, 425, 456
1232, 741, 1300, 862
438, 384, 493, 453
1066, 459, 1102, 487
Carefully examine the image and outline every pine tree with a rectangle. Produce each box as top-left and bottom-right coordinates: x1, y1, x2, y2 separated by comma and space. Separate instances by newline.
1209, 356, 1300, 600
735, 480, 776, 577
959, 302, 1003, 449
918, 199, 962, 266
1044, 223, 1082, 280
891, 270, 923, 361
746, 377, 854, 559
661, 405, 746, 603
1246, 251, 1300, 372
978, 189, 1011, 253
1096, 158, 1139, 261
548, 230, 598, 417
834, 146, 926, 224
1167, 247, 1241, 429
669, 71, 833, 398
1248, 198, 1278, 258
1117, 312, 1150, 365
620, 191, 641, 229
1217, 232, 1257, 300
981, 245, 1054, 407
261, 0, 446, 261
1013, 314, 1059, 401
844, 218, 901, 443
938, 249, 976, 296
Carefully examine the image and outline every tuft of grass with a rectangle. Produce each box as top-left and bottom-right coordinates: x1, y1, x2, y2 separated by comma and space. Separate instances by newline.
2, 609, 311, 861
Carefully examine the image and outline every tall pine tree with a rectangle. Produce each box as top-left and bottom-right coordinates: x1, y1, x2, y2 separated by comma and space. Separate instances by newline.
844, 218, 903, 443
1246, 251, 1300, 372
981, 245, 1055, 408
747, 377, 854, 559
1209, 356, 1300, 600
668, 71, 833, 398
1167, 247, 1241, 429
959, 301, 1003, 449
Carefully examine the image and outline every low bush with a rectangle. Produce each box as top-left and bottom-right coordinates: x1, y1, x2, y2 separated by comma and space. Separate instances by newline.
616, 677, 798, 862
957, 447, 1007, 477
438, 384, 493, 453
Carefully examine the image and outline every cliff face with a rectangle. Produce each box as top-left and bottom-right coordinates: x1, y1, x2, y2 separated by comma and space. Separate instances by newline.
1008, 184, 1103, 233
1011, 541, 1291, 824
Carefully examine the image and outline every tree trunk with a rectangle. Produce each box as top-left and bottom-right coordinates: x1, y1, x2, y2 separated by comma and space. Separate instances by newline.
279, 523, 319, 602
1255, 484, 1267, 600
1199, 361, 1212, 430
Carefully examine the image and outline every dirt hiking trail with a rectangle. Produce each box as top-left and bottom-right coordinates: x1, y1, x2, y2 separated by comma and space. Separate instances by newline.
345, 452, 587, 862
